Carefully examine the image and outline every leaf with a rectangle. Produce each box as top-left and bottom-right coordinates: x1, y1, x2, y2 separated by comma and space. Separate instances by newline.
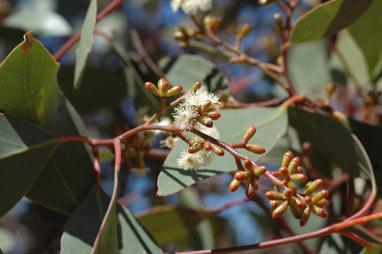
361, 244, 382, 254
348, 0, 382, 78
0, 114, 58, 216
74, 0, 97, 89
0, 32, 94, 213
61, 187, 162, 254
287, 40, 331, 98
290, 0, 373, 45
288, 107, 375, 188
3, 5, 72, 36
157, 106, 288, 196
346, 119, 382, 196
329, 30, 369, 86
137, 205, 215, 246
159, 54, 228, 92
58, 65, 127, 113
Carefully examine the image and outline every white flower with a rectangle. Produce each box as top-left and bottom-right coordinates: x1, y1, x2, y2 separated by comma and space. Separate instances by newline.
198, 124, 220, 139
171, 0, 183, 12
199, 150, 214, 166
177, 150, 203, 170
181, 0, 212, 14
160, 136, 179, 148
173, 102, 199, 131
185, 89, 220, 107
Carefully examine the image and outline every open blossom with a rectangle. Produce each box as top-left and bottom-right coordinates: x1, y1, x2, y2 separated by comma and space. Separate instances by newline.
185, 89, 220, 107
171, 0, 212, 14
173, 102, 198, 131
177, 150, 204, 170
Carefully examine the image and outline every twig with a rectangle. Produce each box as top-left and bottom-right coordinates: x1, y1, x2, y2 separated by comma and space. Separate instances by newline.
131, 29, 165, 78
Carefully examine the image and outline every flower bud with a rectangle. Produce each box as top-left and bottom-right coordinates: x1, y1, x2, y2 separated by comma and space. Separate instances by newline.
291, 196, 305, 208
290, 173, 307, 183
204, 111, 221, 120
245, 144, 266, 154
287, 181, 297, 193
254, 166, 267, 176
296, 166, 304, 174
191, 81, 202, 92
272, 201, 289, 219
312, 189, 329, 204
243, 159, 255, 172
234, 171, 249, 181
145, 82, 160, 96
304, 179, 323, 195
312, 206, 328, 218
203, 16, 221, 31
204, 141, 212, 151
315, 199, 328, 207
283, 188, 293, 199
288, 157, 300, 174
265, 191, 285, 200
290, 203, 302, 219
304, 195, 312, 205
281, 151, 293, 167
279, 166, 290, 181
166, 85, 183, 97
174, 26, 188, 40
229, 179, 241, 192
157, 78, 169, 97
245, 179, 256, 198
211, 144, 224, 156
237, 23, 251, 41
300, 206, 311, 226
188, 142, 204, 153
270, 200, 279, 208
302, 142, 312, 156
242, 126, 256, 144
198, 115, 213, 127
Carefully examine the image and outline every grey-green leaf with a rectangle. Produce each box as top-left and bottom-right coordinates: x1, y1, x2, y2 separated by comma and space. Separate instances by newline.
290, 0, 373, 45
348, 0, 382, 78
157, 106, 288, 196
61, 187, 163, 254
74, 0, 97, 89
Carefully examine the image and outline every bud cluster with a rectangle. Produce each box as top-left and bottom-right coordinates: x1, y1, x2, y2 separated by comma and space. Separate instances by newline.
145, 78, 183, 98
230, 160, 267, 198
265, 151, 328, 226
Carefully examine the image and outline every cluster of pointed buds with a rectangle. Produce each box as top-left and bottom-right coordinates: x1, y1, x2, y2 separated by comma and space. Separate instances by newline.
231, 126, 266, 155
230, 160, 267, 198
265, 151, 328, 226
173, 26, 204, 49
145, 78, 183, 98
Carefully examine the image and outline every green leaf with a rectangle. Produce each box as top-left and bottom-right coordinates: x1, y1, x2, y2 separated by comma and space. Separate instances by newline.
290, 0, 372, 45
157, 106, 288, 196
61, 187, 162, 254
361, 244, 382, 254
0, 114, 58, 216
3, 5, 72, 36
329, 30, 369, 86
287, 40, 331, 98
346, 119, 382, 196
138, 205, 215, 246
159, 54, 228, 92
74, 0, 97, 89
59, 65, 127, 113
348, 0, 382, 78
288, 107, 375, 188
0, 33, 94, 213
